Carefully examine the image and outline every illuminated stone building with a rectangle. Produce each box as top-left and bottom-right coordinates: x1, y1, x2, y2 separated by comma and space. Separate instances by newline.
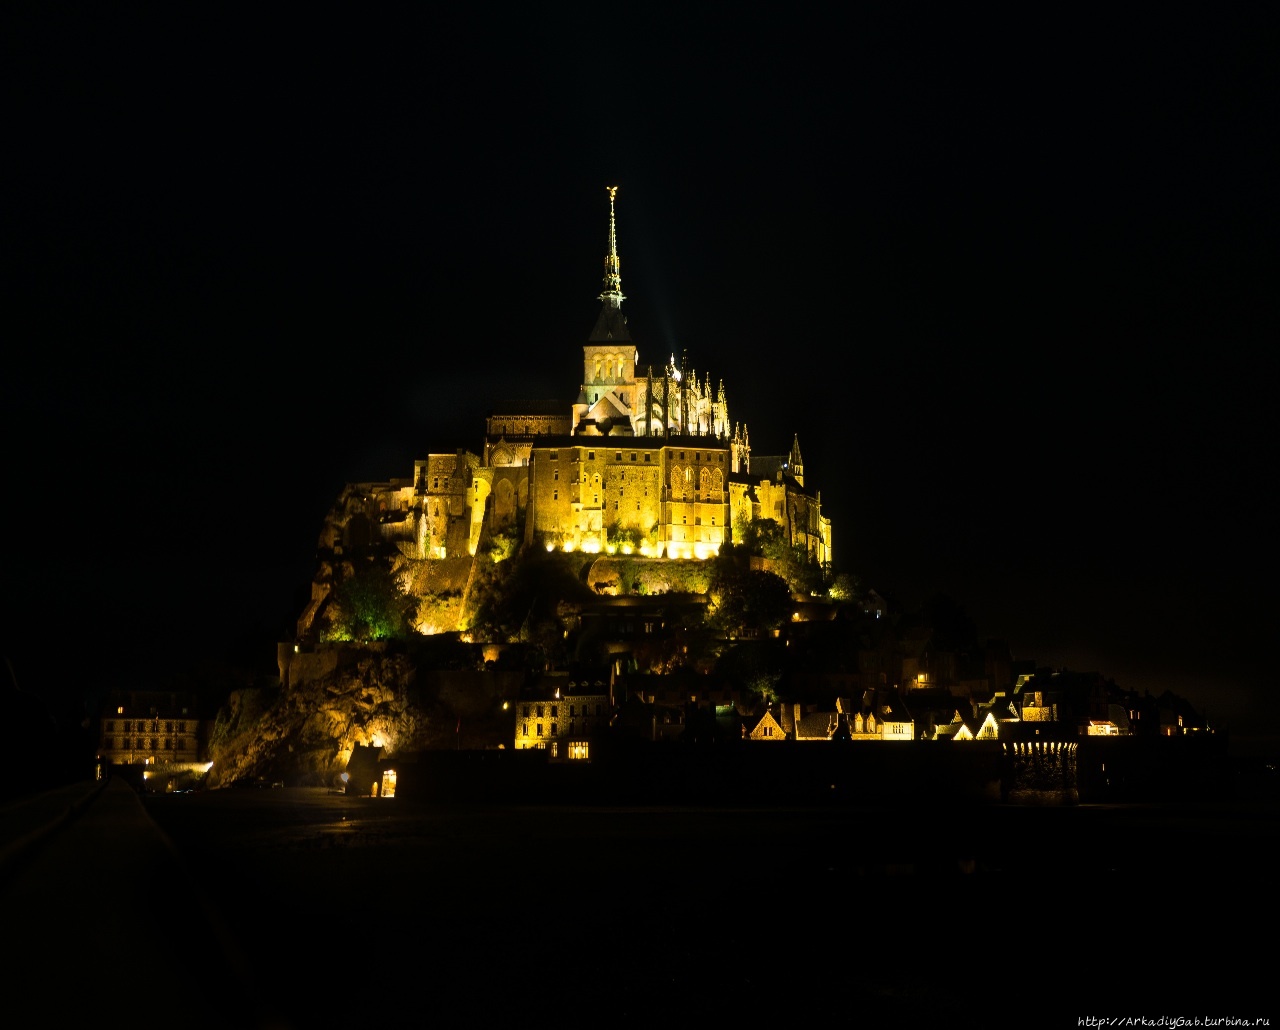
97, 692, 211, 791
98, 692, 204, 767
512, 681, 610, 759
313, 188, 832, 592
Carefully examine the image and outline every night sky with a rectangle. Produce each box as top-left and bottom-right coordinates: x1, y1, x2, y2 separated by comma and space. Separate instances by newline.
4, 8, 1276, 742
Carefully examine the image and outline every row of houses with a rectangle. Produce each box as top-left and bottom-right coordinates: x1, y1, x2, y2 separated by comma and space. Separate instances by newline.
504, 668, 1212, 762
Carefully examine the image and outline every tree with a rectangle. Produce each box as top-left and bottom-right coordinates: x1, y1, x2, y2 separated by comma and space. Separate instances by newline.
826, 571, 861, 602
324, 559, 412, 641
708, 558, 792, 637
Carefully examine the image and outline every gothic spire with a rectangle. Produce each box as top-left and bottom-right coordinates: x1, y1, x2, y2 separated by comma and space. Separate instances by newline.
589, 186, 631, 342
599, 185, 624, 309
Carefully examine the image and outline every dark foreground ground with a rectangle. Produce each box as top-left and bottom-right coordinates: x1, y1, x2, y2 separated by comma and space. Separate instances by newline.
139, 784, 1279, 1028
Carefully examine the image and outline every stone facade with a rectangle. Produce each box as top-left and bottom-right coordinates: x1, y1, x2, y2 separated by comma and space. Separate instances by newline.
513, 690, 610, 758
98, 691, 205, 768
313, 188, 833, 573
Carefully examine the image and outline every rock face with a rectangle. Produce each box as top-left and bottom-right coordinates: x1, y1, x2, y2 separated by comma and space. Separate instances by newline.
208, 644, 520, 788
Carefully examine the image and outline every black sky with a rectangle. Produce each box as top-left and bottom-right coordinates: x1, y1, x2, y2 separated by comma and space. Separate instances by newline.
3, 6, 1276, 739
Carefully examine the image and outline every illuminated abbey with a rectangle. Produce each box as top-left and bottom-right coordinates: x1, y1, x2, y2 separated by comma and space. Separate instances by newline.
316, 188, 831, 573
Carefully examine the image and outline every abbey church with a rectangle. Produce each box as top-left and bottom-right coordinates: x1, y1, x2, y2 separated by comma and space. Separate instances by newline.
317, 188, 831, 575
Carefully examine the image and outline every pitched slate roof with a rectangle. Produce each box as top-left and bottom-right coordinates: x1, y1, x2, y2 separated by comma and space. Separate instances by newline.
589, 303, 631, 343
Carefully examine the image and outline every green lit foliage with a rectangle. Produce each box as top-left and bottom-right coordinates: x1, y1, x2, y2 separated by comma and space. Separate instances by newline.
826, 571, 861, 602
322, 559, 412, 642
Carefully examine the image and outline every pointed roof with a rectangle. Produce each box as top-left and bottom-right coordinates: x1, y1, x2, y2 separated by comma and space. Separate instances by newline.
589, 186, 631, 343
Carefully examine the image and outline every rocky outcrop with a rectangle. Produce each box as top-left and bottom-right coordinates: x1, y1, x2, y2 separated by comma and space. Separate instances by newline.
208, 645, 520, 788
